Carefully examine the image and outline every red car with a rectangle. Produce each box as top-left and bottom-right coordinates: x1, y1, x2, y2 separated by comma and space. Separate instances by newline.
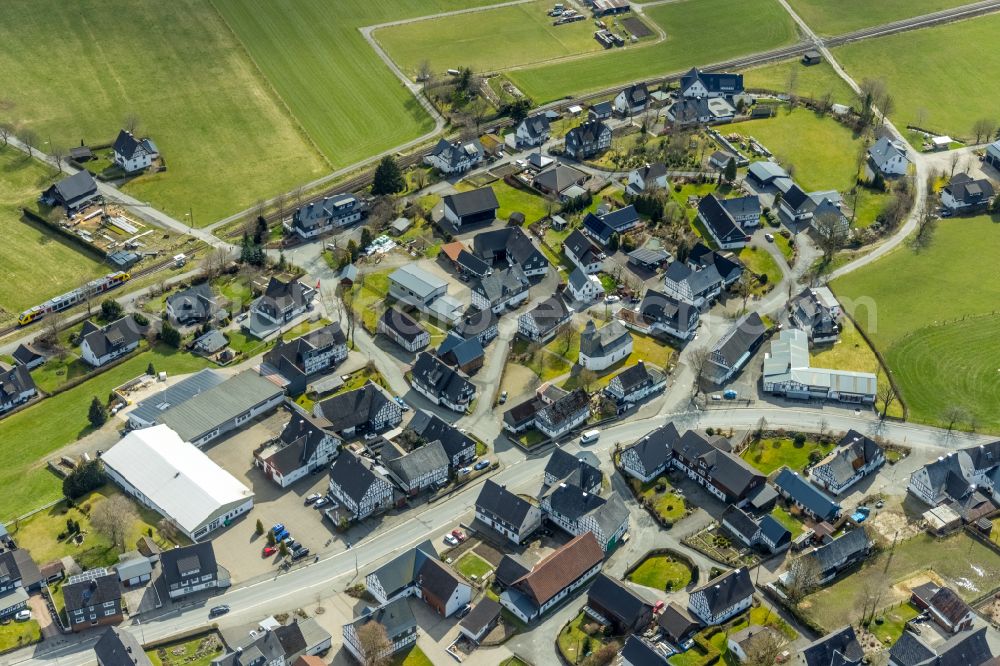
653, 600, 665, 614
451, 529, 467, 542
262, 546, 277, 557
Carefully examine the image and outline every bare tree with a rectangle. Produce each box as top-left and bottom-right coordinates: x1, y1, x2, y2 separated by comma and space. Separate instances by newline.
18, 129, 39, 157
877, 93, 895, 129
413, 168, 428, 191
911, 199, 937, 251
559, 324, 575, 355
202, 246, 234, 281
416, 60, 433, 85
915, 107, 928, 129
784, 554, 822, 604
786, 66, 799, 107
122, 113, 140, 134
50, 143, 67, 173
943, 404, 969, 432
814, 211, 848, 264
971, 118, 997, 144
0, 123, 14, 146
948, 152, 961, 179
738, 269, 758, 314
275, 193, 286, 224
857, 579, 885, 625
469, 96, 489, 134
90, 495, 138, 552
578, 368, 598, 393
689, 348, 711, 396
876, 372, 898, 420
254, 199, 266, 222
355, 622, 392, 666
339, 282, 357, 343
743, 630, 786, 666
857, 78, 887, 129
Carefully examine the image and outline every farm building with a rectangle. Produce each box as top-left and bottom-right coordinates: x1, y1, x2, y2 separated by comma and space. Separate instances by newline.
41, 170, 100, 211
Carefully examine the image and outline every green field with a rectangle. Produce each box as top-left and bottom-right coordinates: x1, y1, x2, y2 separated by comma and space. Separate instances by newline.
628, 553, 693, 591
0, 619, 41, 653
833, 217, 1000, 432
834, 13, 1000, 139
455, 552, 493, 579
377, 0, 603, 76
211, 0, 500, 174
743, 59, 856, 104
0, 346, 210, 521
509, 0, 798, 103
0, 0, 327, 224
786, 0, 974, 36
0, 147, 106, 319
741, 438, 835, 475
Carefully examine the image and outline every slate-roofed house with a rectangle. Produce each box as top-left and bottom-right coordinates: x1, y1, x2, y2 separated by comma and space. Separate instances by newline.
578, 319, 633, 371
42, 170, 100, 211
500, 532, 604, 623
658, 602, 700, 645
889, 626, 995, 666
627, 162, 668, 193
382, 440, 449, 496
272, 618, 332, 663
563, 229, 606, 274
789, 287, 842, 345
518, 295, 572, 342
113, 129, 159, 173
866, 136, 910, 179
535, 388, 591, 439
589, 100, 613, 120
313, 382, 401, 438
697, 195, 750, 250
365, 540, 471, 617
436, 331, 485, 374
494, 554, 532, 589
680, 68, 744, 98
471, 265, 530, 314
0, 550, 32, 619
564, 120, 612, 160
250, 278, 315, 328
799, 625, 864, 666
343, 597, 417, 665
166, 284, 219, 326
254, 413, 341, 488
604, 360, 667, 406
941, 173, 995, 212
424, 137, 484, 174
472, 226, 549, 277
453, 307, 499, 346
541, 484, 629, 552
515, 114, 552, 148
758, 515, 792, 553
94, 626, 154, 666
328, 451, 395, 520
544, 448, 602, 493
290, 193, 365, 238
502, 396, 545, 434
409, 351, 476, 412
442, 186, 499, 229
669, 429, 766, 504
707, 311, 767, 384
406, 408, 477, 469
458, 598, 502, 643
619, 635, 671, 666
161, 542, 225, 599
475, 479, 542, 544
0, 362, 37, 414
12, 343, 46, 370
567, 266, 604, 303
986, 139, 1000, 171
586, 573, 653, 634
665, 98, 714, 126
792, 528, 872, 585
810, 430, 885, 495
614, 83, 649, 116
532, 162, 588, 200
64, 570, 124, 631
662, 260, 724, 309
773, 468, 842, 522
582, 211, 615, 246
689, 243, 743, 284
721, 505, 761, 547
79, 317, 142, 367
619, 423, 680, 482
262, 322, 347, 394
620, 289, 699, 340
687, 567, 753, 625
377, 308, 430, 352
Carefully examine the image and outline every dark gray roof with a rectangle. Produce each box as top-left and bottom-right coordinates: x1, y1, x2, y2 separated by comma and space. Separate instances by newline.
406, 409, 475, 463
94, 626, 153, 666
417, 557, 465, 601
533, 163, 587, 193
523, 295, 571, 334
0, 363, 36, 404
928, 586, 973, 626
265, 414, 336, 475
545, 448, 601, 488
81, 316, 143, 359
384, 440, 449, 487
579, 319, 631, 359
379, 308, 427, 344
166, 284, 216, 321
472, 265, 529, 304
868, 136, 907, 172
329, 451, 391, 504
494, 555, 531, 588
582, 212, 614, 244
801, 625, 864, 666
636, 161, 667, 182
520, 114, 551, 139
620, 82, 649, 107
624, 423, 680, 473
443, 186, 499, 218
627, 247, 669, 265
429, 138, 484, 170
690, 567, 753, 616
757, 515, 791, 548
698, 195, 744, 244
945, 173, 995, 206
609, 361, 665, 396
349, 597, 416, 640
890, 630, 937, 666
664, 260, 722, 297
476, 479, 536, 526
161, 542, 217, 589
503, 397, 543, 429
588, 573, 651, 627
657, 602, 699, 643
931, 627, 994, 665
459, 597, 501, 634
410, 351, 475, 404
64, 572, 121, 612
456, 249, 491, 276
774, 468, 841, 521
565, 120, 611, 152
620, 635, 669, 665
536, 388, 590, 430
721, 505, 759, 542
711, 311, 766, 369
369, 540, 436, 599
782, 184, 812, 212
453, 307, 498, 342
814, 430, 885, 489
214, 629, 284, 666
51, 170, 98, 203
807, 528, 870, 574
568, 266, 592, 292
543, 482, 607, 522
637, 289, 698, 330
681, 67, 744, 95
259, 278, 314, 315
601, 205, 639, 232
437, 332, 484, 368
670, 430, 763, 500
12, 343, 45, 366
718, 195, 761, 221
564, 229, 603, 266
688, 243, 742, 282
315, 383, 394, 433
293, 193, 361, 228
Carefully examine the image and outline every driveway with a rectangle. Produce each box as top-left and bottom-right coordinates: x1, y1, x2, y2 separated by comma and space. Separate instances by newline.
28, 594, 60, 639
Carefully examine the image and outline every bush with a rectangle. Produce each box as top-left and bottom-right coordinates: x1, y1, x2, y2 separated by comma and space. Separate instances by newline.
62, 459, 106, 499
706, 427, 715, 436
88, 396, 108, 428
160, 322, 181, 348
131, 312, 149, 327
793, 433, 807, 447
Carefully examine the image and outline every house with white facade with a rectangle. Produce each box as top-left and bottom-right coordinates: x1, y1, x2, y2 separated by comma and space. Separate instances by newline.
687, 568, 754, 625
563, 229, 605, 274
424, 138, 484, 174
680, 68, 744, 99
313, 382, 402, 438
604, 361, 667, 407
475, 480, 542, 545
707, 312, 767, 385
662, 261, 724, 309
865, 136, 910, 179
0, 363, 37, 415
290, 194, 365, 238
789, 287, 842, 345
406, 409, 477, 470
472, 225, 550, 277
261, 322, 347, 395
518, 296, 572, 342
540, 484, 629, 552
809, 430, 885, 495
254, 413, 340, 488
113, 129, 158, 173
328, 451, 395, 520
365, 540, 471, 618
470, 265, 530, 313
79, 317, 142, 367
343, 597, 417, 666
535, 389, 591, 439
382, 440, 449, 496
515, 114, 551, 148
616, 289, 700, 340
697, 195, 750, 250
619, 422, 680, 482
907, 441, 1000, 508
248, 278, 315, 335
627, 162, 668, 193
566, 267, 604, 303
409, 351, 476, 412
442, 187, 499, 229
941, 173, 995, 213
377, 308, 430, 352
614, 83, 649, 116
578, 319, 632, 371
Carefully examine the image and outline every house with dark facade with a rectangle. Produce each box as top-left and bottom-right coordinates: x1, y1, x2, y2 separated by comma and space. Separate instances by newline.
161, 542, 226, 600
409, 351, 476, 412
809, 430, 885, 495
261, 323, 347, 394
475, 479, 542, 545
517, 296, 572, 342
377, 308, 430, 353
64, 570, 124, 631
564, 120, 612, 160
290, 194, 364, 238
687, 567, 753, 626
313, 383, 401, 438
586, 573, 653, 634
328, 451, 395, 520
254, 413, 341, 488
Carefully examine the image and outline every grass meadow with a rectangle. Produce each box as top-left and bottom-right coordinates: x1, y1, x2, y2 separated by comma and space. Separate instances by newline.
832, 217, 1000, 431
509, 0, 798, 103
0, 147, 106, 319
376, 0, 603, 76
0, 0, 327, 224
742, 59, 856, 105
786, 0, 975, 36
833, 13, 1000, 139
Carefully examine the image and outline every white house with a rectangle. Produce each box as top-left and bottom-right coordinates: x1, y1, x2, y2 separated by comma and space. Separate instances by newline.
540, 485, 630, 552
617, 290, 700, 341
0, 364, 37, 415
566, 267, 604, 303
475, 480, 542, 545
578, 319, 632, 371
515, 114, 551, 148
470, 266, 530, 314
112, 129, 158, 173
679, 68, 744, 99
160, 543, 227, 600
535, 389, 591, 439
604, 361, 667, 406
627, 162, 668, 193
940, 173, 995, 212
614, 83, 649, 116
79, 318, 142, 367
365, 540, 472, 618
290, 194, 364, 238
409, 351, 476, 412
343, 598, 417, 666
424, 138, 484, 174
562, 229, 604, 274
254, 414, 341, 488
518, 296, 572, 342
688, 568, 754, 625
809, 430, 885, 495
378, 308, 430, 352
865, 136, 910, 179
619, 423, 676, 483
328, 452, 395, 520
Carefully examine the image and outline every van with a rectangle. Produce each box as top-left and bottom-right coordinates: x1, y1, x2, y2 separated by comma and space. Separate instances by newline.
580, 429, 600, 444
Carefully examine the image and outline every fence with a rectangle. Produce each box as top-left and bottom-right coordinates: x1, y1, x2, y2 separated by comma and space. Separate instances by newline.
21, 207, 108, 263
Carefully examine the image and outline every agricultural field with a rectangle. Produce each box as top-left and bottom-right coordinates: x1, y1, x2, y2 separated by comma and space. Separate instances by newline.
833, 13, 1000, 140
509, 0, 798, 103
786, 0, 974, 36
742, 59, 856, 105
0, 147, 107, 322
376, 0, 604, 76
832, 217, 1000, 431
211, 0, 502, 173
0, 0, 327, 224
0, 345, 210, 521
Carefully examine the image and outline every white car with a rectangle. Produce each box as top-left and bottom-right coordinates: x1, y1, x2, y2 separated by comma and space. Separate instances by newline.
604, 295, 620, 303
15, 609, 31, 622
764, 233, 775, 242
443, 534, 459, 546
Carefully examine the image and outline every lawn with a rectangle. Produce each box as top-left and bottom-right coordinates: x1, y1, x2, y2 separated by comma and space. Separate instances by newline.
0, 345, 210, 521
147, 632, 225, 666
770, 505, 805, 539
211, 0, 501, 175
455, 552, 493, 580
741, 436, 835, 474
786, 0, 974, 36
725, 109, 865, 192
833, 13, 1000, 139
742, 59, 856, 105
7, 485, 180, 570
0, 147, 106, 322
513, 328, 579, 382
738, 245, 782, 288
634, 477, 688, 524
0, 1, 326, 224
0, 620, 41, 653
628, 553, 693, 591
773, 232, 794, 261
558, 611, 616, 665
391, 645, 434, 666
832, 217, 1000, 431
800, 532, 1000, 632
352, 270, 392, 333
671, 606, 795, 666
509, 0, 798, 103
376, 0, 603, 77
458, 180, 551, 223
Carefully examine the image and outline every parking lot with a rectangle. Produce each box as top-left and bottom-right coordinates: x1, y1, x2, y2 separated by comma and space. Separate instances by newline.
204, 410, 338, 584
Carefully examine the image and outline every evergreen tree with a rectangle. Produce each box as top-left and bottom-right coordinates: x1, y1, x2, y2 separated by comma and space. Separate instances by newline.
100, 299, 124, 322
724, 157, 737, 183
160, 322, 182, 348
88, 396, 108, 428
371, 156, 405, 196
360, 226, 373, 249
147, 362, 156, 376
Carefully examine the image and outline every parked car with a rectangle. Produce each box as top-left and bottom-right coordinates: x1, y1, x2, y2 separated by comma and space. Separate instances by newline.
458, 467, 471, 476
292, 548, 310, 560
363, 432, 378, 441
273, 528, 289, 541
209, 605, 230, 618
14, 609, 31, 622
765, 233, 774, 242
305, 493, 322, 505
652, 600, 665, 614
451, 529, 467, 542
604, 295, 620, 303
474, 459, 490, 471
723, 389, 738, 399
711, 394, 722, 401
283, 538, 298, 550
394, 396, 410, 411
262, 546, 277, 557
271, 523, 285, 534
443, 534, 459, 546
499, 391, 508, 404
456, 604, 472, 619
313, 498, 328, 509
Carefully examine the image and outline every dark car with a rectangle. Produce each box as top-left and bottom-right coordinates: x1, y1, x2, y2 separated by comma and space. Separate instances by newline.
209, 605, 230, 618
291, 547, 311, 560
456, 604, 472, 619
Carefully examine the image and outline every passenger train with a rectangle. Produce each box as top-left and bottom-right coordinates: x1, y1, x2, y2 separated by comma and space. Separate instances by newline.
18, 271, 131, 326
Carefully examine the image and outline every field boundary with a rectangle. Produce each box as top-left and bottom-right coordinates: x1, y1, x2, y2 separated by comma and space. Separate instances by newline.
839, 305, 908, 419
20, 208, 109, 264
